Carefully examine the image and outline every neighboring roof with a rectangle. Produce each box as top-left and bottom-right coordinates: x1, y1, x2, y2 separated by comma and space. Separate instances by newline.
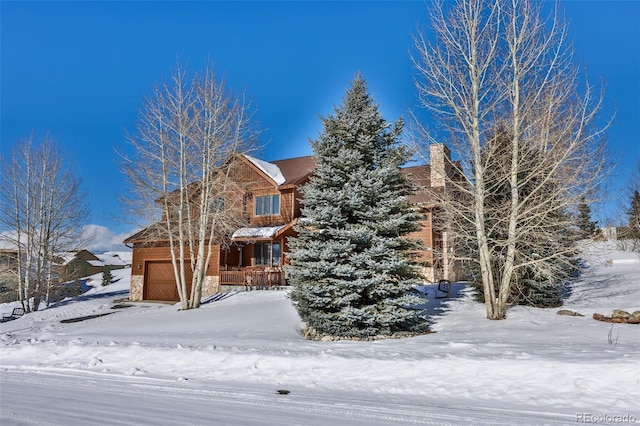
95, 253, 129, 267
0, 232, 20, 250
243, 155, 286, 185
58, 252, 78, 265
57, 250, 130, 267
271, 156, 317, 186
100, 251, 132, 265
74, 249, 100, 261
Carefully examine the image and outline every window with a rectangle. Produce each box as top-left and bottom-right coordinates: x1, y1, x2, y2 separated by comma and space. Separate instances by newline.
169, 203, 188, 220
209, 196, 225, 214
255, 194, 280, 216
254, 242, 280, 266
272, 243, 280, 266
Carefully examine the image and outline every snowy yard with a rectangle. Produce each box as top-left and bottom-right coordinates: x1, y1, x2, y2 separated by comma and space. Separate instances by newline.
1, 241, 638, 425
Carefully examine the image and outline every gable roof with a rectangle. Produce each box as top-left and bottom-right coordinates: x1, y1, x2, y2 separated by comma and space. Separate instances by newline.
242, 154, 317, 187
243, 155, 286, 185
271, 156, 317, 186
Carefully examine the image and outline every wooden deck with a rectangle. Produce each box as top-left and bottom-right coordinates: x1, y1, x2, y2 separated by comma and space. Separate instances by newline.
220, 269, 285, 287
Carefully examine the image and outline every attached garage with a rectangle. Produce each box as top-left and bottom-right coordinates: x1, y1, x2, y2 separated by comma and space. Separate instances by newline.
144, 261, 192, 302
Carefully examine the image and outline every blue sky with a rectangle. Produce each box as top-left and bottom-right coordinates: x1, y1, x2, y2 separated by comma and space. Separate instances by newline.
1, 1, 639, 249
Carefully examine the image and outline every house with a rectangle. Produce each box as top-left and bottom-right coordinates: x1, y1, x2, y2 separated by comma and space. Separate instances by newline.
0, 247, 130, 302
55, 249, 130, 282
124, 144, 461, 302
0, 249, 20, 297
0, 249, 19, 275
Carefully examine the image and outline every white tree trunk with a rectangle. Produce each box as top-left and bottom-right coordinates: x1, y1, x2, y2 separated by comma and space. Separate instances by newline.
413, 0, 610, 319
122, 63, 259, 310
0, 135, 91, 312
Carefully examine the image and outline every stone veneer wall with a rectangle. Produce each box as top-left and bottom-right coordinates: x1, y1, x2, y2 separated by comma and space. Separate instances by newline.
201, 275, 220, 298
421, 266, 436, 283
130, 275, 144, 302
429, 143, 451, 189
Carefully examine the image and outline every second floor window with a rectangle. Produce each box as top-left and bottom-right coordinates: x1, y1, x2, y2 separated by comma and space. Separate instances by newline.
255, 194, 280, 216
170, 204, 188, 220
209, 196, 225, 215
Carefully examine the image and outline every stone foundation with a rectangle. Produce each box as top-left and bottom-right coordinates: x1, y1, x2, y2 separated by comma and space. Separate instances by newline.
201, 275, 220, 298
421, 266, 436, 283
130, 275, 143, 301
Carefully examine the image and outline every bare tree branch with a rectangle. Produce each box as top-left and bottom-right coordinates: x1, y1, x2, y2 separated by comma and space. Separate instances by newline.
120, 62, 259, 310
0, 134, 91, 311
413, 0, 611, 318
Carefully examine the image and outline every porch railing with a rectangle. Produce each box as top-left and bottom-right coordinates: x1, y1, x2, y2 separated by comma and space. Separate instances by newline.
220, 269, 285, 287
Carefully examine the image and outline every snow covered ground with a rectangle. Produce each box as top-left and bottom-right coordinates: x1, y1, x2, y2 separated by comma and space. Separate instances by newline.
1, 241, 638, 425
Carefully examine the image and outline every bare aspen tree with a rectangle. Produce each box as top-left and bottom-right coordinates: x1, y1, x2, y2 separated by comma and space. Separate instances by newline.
413, 0, 609, 319
121, 63, 258, 310
0, 135, 90, 312
622, 162, 640, 251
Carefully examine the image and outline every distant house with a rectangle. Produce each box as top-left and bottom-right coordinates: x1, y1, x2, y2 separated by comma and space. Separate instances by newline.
0, 249, 19, 273
600, 226, 638, 241
0, 249, 20, 288
124, 144, 462, 302
55, 249, 130, 282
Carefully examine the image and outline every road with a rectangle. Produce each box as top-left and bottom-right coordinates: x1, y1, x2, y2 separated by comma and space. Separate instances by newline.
0, 370, 573, 425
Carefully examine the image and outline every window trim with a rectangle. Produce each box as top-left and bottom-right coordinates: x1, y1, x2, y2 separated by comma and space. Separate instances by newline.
254, 194, 280, 216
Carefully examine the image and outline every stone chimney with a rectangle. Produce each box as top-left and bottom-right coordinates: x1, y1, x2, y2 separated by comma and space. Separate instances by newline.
429, 143, 451, 188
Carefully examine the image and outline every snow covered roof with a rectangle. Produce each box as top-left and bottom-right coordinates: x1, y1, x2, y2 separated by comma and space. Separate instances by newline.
93, 253, 129, 267
0, 241, 17, 250
243, 155, 286, 186
231, 225, 286, 240
57, 253, 78, 265
100, 251, 132, 265
56, 251, 130, 267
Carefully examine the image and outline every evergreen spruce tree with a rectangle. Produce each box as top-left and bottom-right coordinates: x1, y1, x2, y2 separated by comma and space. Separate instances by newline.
101, 268, 113, 287
627, 190, 640, 239
287, 75, 428, 339
577, 196, 597, 239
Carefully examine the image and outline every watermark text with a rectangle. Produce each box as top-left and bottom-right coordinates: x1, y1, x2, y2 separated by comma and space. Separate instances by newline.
576, 413, 637, 424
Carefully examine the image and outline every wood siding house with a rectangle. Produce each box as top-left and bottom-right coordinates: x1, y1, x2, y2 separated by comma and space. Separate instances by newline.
124, 145, 460, 302
0, 249, 20, 294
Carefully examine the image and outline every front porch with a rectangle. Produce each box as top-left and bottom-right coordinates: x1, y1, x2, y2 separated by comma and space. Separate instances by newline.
219, 223, 295, 290
219, 268, 285, 288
